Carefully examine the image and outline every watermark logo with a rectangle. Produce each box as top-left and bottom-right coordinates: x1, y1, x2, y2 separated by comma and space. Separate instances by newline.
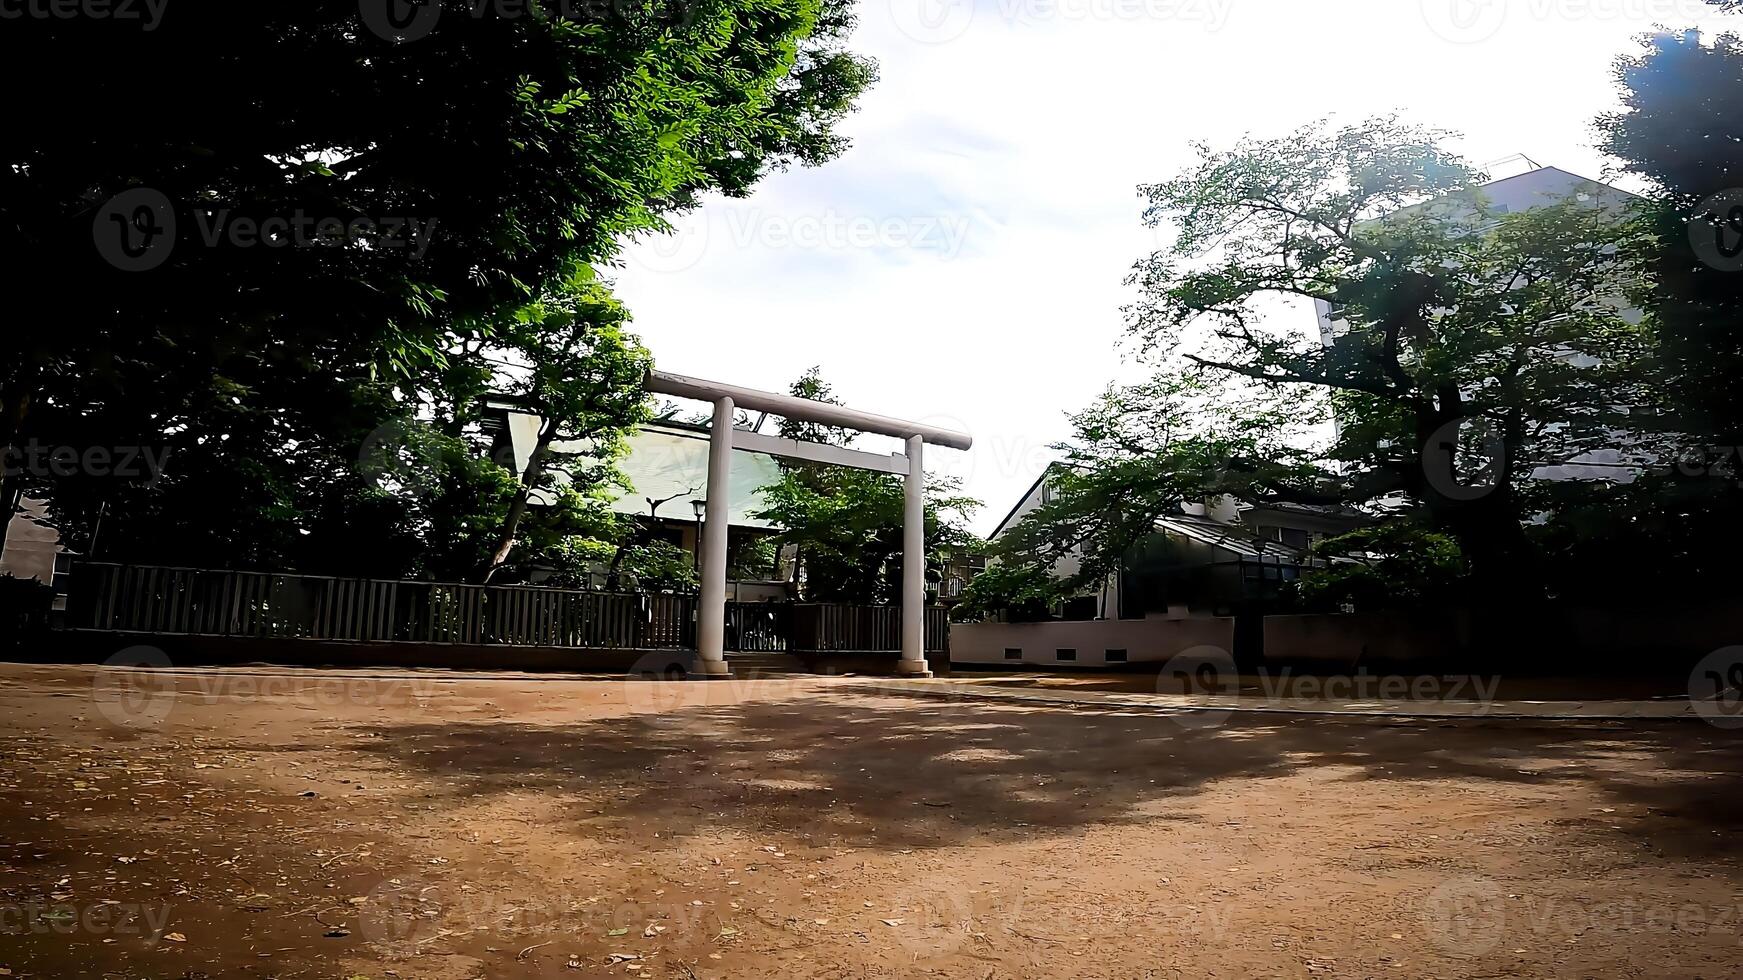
92, 188, 438, 271
358, 418, 447, 500
624, 208, 980, 275
1674, 444, 1743, 483
1689, 189, 1743, 273
0, 900, 172, 937
2, 441, 170, 485
888, 0, 975, 43
1689, 645, 1743, 729
1420, 0, 1508, 43
358, 0, 441, 42
1421, 416, 1505, 502
358, 875, 448, 952
1157, 645, 1238, 728
92, 187, 175, 273
358, 0, 695, 43
884, 877, 1024, 955
0, 0, 168, 29
626, 209, 712, 275
887, 0, 1232, 42
1423, 0, 1712, 43
1422, 875, 1506, 956
91, 646, 176, 729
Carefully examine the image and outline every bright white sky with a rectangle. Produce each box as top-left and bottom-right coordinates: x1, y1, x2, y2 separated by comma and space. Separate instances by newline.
610, 0, 1734, 535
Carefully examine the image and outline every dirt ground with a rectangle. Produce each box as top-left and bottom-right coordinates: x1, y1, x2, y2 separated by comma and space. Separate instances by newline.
2, 663, 1742, 979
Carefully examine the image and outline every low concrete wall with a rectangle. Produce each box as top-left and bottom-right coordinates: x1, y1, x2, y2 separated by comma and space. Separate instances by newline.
950, 618, 1235, 668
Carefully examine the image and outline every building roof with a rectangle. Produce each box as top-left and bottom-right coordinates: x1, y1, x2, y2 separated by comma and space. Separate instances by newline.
502, 415, 785, 530
1156, 513, 1302, 562
598, 423, 784, 529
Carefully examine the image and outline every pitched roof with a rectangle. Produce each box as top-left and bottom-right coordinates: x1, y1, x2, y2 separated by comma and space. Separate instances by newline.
597, 424, 783, 529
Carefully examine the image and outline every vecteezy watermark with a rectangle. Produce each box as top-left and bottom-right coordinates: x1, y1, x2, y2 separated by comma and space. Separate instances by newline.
91, 646, 177, 729
1422, 873, 1743, 957
359, 875, 725, 955
1421, 416, 1505, 502
628, 208, 979, 274
1156, 645, 1239, 728
357, 0, 694, 44
0, 0, 168, 29
1421, 876, 1509, 957
1157, 657, 1504, 726
1673, 445, 1743, 483
1689, 646, 1743, 729
2, 440, 170, 485
92, 187, 438, 272
1420, 0, 1712, 44
1689, 189, 1743, 273
92, 646, 449, 729
887, 0, 1233, 44
0, 900, 173, 937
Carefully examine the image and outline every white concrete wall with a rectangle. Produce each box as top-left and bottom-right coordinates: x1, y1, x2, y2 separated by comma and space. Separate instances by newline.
951, 617, 1235, 667
1, 497, 60, 584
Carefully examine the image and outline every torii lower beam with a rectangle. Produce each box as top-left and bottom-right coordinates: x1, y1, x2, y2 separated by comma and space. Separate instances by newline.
644, 369, 972, 679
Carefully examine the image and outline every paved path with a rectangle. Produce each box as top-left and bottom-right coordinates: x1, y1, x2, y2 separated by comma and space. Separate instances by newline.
859, 678, 1713, 722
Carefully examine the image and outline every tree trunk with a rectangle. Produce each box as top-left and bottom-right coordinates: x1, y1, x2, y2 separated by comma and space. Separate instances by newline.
478, 419, 557, 584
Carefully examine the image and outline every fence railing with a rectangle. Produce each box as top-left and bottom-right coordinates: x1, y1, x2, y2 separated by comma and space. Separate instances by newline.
69, 563, 697, 650
68, 563, 948, 655
790, 603, 949, 654
726, 601, 790, 653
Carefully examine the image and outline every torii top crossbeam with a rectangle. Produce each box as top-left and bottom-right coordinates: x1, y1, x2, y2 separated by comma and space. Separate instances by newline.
644, 369, 972, 678
647, 370, 973, 450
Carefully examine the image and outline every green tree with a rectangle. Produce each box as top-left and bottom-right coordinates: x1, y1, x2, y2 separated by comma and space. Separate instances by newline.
1587, 19, 1743, 600
998, 117, 1661, 607
754, 369, 981, 604
476, 275, 652, 583
1, 0, 876, 560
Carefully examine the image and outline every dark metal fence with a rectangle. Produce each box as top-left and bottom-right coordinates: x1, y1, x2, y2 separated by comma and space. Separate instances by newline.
69, 563, 696, 650
67, 563, 948, 655
726, 602, 790, 652
790, 603, 949, 654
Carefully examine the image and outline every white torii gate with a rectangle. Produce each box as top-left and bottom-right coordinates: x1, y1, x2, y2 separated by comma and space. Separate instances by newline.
645, 370, 972, 679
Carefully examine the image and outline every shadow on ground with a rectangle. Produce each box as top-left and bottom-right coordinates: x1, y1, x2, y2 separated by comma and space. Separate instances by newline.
360, 686, 1743, 858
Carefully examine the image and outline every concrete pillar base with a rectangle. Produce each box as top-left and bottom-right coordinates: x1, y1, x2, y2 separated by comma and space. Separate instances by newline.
690, 659, 733, 679
893, 660, 933, 678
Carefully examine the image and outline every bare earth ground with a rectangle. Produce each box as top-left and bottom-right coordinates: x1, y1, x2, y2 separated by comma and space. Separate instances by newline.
2, 664, 1741, 979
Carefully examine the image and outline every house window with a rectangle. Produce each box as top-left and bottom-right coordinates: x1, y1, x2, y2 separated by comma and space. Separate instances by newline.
1056, 648, 1077, 662
1004, 648, 1022, 661
51, 552, 76, 595
1105, 648, 1128, 664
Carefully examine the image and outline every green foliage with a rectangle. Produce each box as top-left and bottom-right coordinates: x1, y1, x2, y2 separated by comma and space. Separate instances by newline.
619, 540, 699, 592
1588, 21, 1743, 591
477, 274, 654, 582
992, 371, 1338, 592
1298, 524, 1467, 610
1016, 117, 1656, 605
755, 465, 980, 604
953, 562, 1062, 623
2, 1, 873, 579
754, 369, 981, 604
